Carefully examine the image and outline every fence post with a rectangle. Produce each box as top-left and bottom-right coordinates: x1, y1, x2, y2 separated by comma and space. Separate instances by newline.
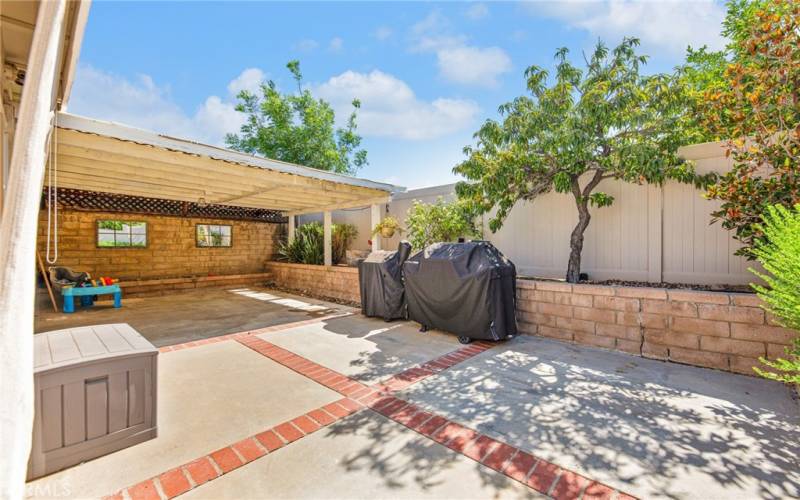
647, 184, 664, 283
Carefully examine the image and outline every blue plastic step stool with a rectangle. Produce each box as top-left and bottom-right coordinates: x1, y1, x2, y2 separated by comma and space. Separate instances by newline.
61, 284, 122, 313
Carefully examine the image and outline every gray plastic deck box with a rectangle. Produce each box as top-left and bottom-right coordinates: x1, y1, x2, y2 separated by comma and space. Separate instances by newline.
28, 324, 158, 480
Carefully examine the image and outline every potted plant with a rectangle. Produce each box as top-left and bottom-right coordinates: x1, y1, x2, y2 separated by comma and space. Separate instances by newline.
372, 216, 404, 239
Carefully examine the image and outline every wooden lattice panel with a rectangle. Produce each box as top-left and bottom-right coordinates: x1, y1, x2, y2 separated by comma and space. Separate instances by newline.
42, 188, 286, 223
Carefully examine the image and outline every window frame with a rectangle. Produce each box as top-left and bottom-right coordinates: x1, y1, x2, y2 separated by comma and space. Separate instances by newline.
195, 223, 233, 248
95, 219, 148, 249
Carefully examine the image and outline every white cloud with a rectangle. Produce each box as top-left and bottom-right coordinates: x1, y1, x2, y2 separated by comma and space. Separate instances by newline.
328, 37, 344, 53
410, 10, 512, 87
227, 68, 265, 96
465, 3, 489, 20
71, 64, 476, 146
293, 38, 319, 52
436, 46, 512, 87
373, 26, 393, 41
533, 0, 726, 55
313, 69, 480, 140
69, 65, 263, 146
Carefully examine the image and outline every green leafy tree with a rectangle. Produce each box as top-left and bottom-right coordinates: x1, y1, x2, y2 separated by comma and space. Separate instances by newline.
405, 197, 481, 250
455, 39, 703, 283
750, 204, 800, 384
226, 61, 367, 174
698, 0, 800, 255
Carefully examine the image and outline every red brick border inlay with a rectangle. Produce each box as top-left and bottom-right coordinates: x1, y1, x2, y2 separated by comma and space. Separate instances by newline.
108, 325, 636, 500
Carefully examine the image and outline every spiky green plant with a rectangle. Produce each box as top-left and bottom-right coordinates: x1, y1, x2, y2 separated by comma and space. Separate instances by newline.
750, 204, 800, 384
277, 222, 358, 265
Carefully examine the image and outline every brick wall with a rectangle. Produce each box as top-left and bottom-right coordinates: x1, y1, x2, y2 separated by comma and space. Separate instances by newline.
263, 262, 360, 304
517, 280, 796, 375
37, 209, 282, 281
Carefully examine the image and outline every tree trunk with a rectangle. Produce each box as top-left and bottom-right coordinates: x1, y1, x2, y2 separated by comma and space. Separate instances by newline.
566, 201, 591, 283
565, 170, 606, 283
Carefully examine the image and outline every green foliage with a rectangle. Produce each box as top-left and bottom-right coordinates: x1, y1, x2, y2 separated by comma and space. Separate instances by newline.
405, 197, 481, 250
371, 216, 403, 237
278, 223, 323, 264
455, 38, 702, 282
98, 220, 125, 231
332, 223, 358, 265
277, 222, 358, 265
697, 0, 800, 256
97, 241, 146, 248
750, 204, 800, 384
226, 61, 368, 174
677, 47, 729, 144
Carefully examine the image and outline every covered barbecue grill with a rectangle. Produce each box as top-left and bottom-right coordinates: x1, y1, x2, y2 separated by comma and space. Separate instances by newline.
358, 241, 412, 321
403, 241, 517, 344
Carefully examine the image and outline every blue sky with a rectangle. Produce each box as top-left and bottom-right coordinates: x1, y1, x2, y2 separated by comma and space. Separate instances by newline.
70, 1, 727, 189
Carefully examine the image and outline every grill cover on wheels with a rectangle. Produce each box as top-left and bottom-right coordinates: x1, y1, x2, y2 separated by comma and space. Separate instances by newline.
403, 241, 517, 341
359, 241, 412, 320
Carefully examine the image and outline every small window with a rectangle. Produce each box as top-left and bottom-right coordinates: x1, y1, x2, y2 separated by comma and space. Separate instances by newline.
97, 220, 147, 248
196, 224, 232, 247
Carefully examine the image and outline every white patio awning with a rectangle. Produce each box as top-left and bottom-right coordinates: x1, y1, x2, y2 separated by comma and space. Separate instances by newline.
52, 112, 403, 214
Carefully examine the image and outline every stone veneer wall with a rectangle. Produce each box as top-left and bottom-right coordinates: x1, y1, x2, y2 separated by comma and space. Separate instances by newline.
37, 209, 282, 281
517, 280, 796, 375
263, 262, 360, 304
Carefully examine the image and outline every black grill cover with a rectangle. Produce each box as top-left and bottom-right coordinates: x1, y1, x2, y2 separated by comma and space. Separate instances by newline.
358, 241, 412, 320
403, 241, 517, 341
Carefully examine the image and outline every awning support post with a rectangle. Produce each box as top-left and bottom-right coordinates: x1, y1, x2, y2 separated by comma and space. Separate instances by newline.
287, 214, 295, 243
370, 204, 381, 252
323, 211, 332, 266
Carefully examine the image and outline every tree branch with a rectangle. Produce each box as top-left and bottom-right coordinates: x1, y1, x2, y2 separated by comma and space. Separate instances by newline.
582, 169, 606, 198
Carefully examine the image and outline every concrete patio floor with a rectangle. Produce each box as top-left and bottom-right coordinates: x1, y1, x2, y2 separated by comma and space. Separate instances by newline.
34, 286, 353, 347
401, 336, 800, 499
27, 288, 800, 500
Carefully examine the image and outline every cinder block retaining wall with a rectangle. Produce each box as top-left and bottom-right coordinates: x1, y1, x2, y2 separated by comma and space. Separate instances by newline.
259, 265, 796, 375
264, 262, 360, 304
517, 280, 795, 375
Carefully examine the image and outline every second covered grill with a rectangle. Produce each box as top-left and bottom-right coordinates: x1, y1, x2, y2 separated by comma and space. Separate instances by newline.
358, 241, 412, 321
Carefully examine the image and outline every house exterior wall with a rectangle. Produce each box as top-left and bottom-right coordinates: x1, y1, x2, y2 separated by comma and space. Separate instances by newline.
37, 208, 282, 281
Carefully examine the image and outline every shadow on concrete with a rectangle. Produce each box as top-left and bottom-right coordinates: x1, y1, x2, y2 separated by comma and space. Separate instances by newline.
319, 408, 533, 498
258, 314, 459, 385
391, 336, 800, 499
215, 307, 799, 499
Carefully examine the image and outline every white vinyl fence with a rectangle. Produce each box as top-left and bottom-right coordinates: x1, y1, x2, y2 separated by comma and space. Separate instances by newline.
301, 141, 758, 285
